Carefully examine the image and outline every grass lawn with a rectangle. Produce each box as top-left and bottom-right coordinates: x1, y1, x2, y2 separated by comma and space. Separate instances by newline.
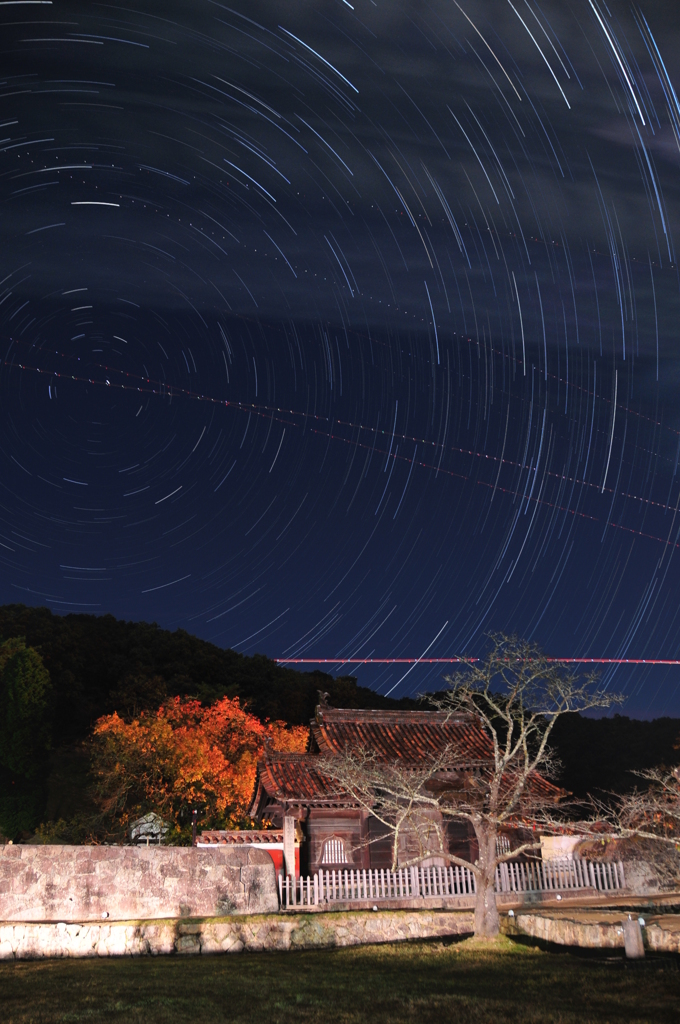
1, 937, 678, 1024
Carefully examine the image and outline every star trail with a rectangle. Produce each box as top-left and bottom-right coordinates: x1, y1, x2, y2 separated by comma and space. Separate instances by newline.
2, 0, 680, 714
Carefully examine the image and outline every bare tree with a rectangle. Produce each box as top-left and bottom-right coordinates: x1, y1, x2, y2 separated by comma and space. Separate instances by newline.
319, 635, 623, 939
589, 766, 680, 888
609, 766, 680, 842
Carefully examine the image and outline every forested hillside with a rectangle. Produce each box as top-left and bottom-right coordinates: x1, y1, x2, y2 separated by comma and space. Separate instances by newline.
550, 711, 680, 798
0, 604, 678, 840
0, 604, 408, 742
0, 604, 411, 839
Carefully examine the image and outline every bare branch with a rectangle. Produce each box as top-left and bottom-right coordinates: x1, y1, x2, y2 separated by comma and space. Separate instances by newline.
318, 634, 624, 939
592, 766, 680, 847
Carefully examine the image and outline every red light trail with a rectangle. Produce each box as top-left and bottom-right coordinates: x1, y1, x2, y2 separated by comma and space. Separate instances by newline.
275, 657, 680, 665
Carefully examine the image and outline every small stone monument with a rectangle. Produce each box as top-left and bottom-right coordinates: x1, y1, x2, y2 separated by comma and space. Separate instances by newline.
623, 915, 645, 959
129, 812, 170, 845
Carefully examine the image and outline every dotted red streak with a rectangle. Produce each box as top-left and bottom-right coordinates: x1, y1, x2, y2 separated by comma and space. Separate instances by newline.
276, 657, 680, 665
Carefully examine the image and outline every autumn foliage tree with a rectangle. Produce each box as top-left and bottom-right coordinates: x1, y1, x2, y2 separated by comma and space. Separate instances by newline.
91, 696, 307, 842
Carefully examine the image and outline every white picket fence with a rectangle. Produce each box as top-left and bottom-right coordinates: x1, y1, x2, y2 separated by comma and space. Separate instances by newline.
279, 858, 626, 909
495, 857, 625, 894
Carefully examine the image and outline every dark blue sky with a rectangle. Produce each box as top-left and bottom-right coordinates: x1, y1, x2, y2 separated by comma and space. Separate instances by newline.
2, 0, 680, 715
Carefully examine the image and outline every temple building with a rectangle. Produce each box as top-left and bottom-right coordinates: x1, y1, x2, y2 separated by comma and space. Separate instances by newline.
199, 697, 559, 878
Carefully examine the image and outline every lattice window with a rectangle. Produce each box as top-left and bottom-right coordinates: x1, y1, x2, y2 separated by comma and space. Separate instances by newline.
496, 835, 511, 857
321, 837, 349, 864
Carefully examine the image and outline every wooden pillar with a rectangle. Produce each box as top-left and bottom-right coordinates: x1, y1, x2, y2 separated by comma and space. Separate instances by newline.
283, 815, 296, 879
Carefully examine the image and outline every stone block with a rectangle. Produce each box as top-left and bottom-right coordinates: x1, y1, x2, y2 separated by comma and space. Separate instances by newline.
0, 846, 278, 923
221, 849, 248, 867
178, 923, 202, 935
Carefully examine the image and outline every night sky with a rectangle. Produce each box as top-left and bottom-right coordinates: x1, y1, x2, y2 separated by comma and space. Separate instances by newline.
2, 0, 680, 715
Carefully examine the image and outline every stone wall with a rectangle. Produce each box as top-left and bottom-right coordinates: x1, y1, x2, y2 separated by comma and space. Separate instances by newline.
502, 909, 680, 953
0, 907, 474, 959
0, 845, 278, 922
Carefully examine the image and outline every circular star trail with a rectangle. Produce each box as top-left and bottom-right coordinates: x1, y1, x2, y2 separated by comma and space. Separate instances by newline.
1, 0, 680, 712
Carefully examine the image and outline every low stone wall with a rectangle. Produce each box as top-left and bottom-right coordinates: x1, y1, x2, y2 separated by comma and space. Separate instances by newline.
0, 845, 278, 922
0, 908, 474, 959
646, 916, 680, 953
503, 909, 680, 953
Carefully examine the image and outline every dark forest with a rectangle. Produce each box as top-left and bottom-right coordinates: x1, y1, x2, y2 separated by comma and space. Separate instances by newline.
0, 605, 677, 841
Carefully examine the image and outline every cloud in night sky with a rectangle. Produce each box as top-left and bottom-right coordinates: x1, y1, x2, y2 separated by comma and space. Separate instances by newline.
2, 0, 680, 714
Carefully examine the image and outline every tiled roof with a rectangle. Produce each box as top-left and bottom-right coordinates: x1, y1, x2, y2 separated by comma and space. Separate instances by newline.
253, 753, 352, 808
309, 707, 493, 764
521, 771, 564, 802
249, 707, 564, 817
199, 830, 284, 845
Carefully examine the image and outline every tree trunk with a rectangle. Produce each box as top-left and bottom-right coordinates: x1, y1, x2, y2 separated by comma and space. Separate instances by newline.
473, 823, 499, 939
474, 869, 499, 938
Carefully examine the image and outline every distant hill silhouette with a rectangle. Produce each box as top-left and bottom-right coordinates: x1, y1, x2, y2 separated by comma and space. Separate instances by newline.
0, 604, 411, 743
0, 604, 677, 837
550, 711, 680, 798
0, 604, 415, 837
